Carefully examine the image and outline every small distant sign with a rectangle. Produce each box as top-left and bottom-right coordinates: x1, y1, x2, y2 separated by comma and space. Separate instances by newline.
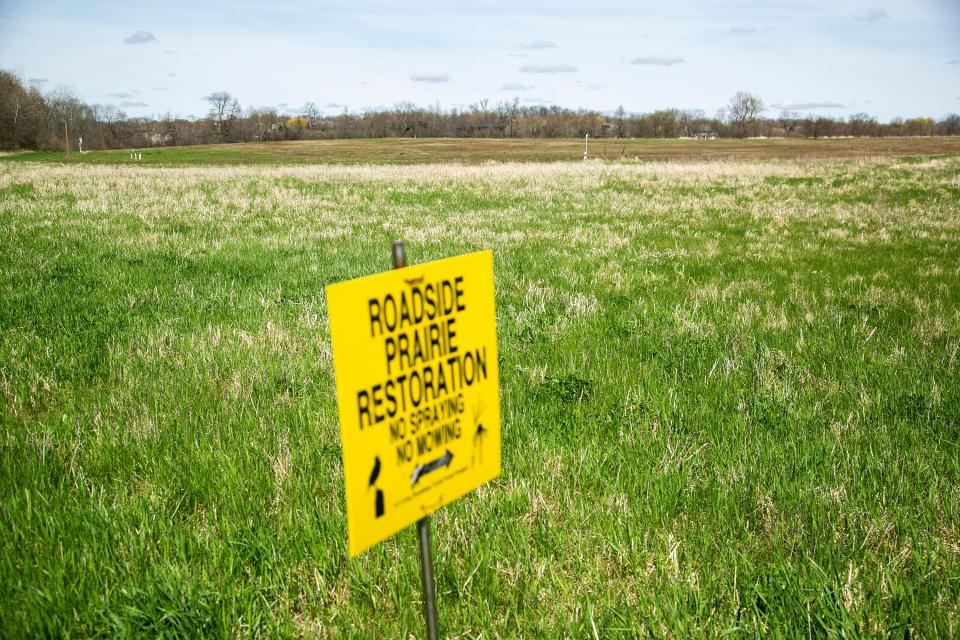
326, 250, 501, 557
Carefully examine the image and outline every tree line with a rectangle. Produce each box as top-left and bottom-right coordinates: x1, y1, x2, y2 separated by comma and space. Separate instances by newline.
2, 70, 958, 152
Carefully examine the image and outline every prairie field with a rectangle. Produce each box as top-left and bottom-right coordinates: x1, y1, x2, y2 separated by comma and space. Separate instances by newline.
6, 135, 960, 166
1, 153, 959, 637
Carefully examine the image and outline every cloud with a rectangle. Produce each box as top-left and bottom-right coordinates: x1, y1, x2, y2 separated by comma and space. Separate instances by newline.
575, 81, 607, 90
324, 102, 345, 109
28, 77, 48, 84
410, 70, 451, 83
164, 50, 174, 55
854, 8, 889, 22
948, 60, 959, 65
628, 55, 685, 66
500, 82, 534, 91
770, 101, 845, 110
167, 72, 177, 77
119, 101, 148, 107
123, 30, 157, 45
108, 90, 141, 99
519, 63, 577, 73
507, 53, 529, 58
514, 39, 556, 50
522, 97, 550, 105
152, 87, 169, 91
730, 24, 758, 34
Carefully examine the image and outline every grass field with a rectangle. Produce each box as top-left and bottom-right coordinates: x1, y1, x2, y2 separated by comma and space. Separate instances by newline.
5, 135, 960, 166
1, 151, 959, 637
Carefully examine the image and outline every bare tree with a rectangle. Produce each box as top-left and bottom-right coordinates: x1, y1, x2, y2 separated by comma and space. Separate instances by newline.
508, 97, 520, 137
302, 102, 320, 132
778, 110, 799, 137
614, 105, 627, 138
805, 115, 836, 139
244, 107, 280, 141
938, 113, 960, 136
92, 103, 129, 148
495, 99, 521, 138
394, 101, 422, 137
205, 91, 240, 141
847, 112, 878, 137
727, 91, 764, 138
0, 70, 28, 149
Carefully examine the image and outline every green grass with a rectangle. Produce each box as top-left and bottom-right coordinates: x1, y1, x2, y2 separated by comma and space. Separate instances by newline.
1, 156, 959, 637
5, 136, 960, 166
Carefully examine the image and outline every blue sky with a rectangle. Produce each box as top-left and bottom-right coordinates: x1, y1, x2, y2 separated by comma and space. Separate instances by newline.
1, 0, 958, 120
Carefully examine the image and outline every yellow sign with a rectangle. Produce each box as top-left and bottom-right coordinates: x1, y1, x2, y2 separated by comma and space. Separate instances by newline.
326, 250, 501, 557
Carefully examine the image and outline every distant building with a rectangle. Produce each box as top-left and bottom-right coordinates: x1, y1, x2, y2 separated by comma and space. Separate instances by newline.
309, 117, 336, 130
145, 131, 173, 145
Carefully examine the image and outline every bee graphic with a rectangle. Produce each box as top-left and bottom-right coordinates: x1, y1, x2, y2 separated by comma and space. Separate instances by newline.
471, 401, 488, 466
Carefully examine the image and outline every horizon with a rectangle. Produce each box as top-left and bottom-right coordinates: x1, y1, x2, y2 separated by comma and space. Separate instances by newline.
1, 1, 959, 122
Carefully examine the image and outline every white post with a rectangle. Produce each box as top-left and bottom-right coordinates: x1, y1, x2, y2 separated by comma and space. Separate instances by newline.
583, 133, 589, 161
78, 137, 83, 153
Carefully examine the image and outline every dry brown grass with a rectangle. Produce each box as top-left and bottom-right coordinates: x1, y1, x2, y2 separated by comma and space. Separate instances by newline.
7, 135, 960, 166
147, 136, 960, 163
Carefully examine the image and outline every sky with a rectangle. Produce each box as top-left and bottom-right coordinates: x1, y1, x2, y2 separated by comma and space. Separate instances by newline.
0, 0, 958, 121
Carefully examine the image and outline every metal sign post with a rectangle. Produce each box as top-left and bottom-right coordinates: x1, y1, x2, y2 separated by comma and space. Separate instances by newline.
417, 516, 439, 640
326, 240, 500, 637
392, 240, 439, 640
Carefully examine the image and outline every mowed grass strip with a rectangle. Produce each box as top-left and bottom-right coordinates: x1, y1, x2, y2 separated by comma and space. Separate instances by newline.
0, 157, 959, 637
4, 135, 960, 166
